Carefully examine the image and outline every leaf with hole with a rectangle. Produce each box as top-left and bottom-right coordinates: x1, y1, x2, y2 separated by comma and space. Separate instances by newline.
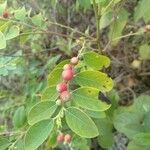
83, 52, 110, 70
72, 87, 111, 111
73, 70, 113, 92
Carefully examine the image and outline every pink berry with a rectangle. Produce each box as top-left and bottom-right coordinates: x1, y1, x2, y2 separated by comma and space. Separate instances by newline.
63, 64, 73, 70
70, 57, 78, 65
57, 133, 65, 143
56, 83, 67, 93
64, 134, 71, 143
62, 70, 74, 81
60, 91, 71, 102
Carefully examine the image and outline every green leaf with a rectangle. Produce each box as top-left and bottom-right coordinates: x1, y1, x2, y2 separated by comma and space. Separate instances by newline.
28, 101, 57, 125
134, 0, 150, 23
78, 0, 91, 9
109, 9, 128, 45
13, 106, 27, 128
85, 110, 106, 119
14, 7, 26, 21
95, 118, 114, 148
24, 119, 54, 150
143, 112, 150, 132
127, 141, 150, 150
31, 13, 43, 27
114, 112, 143, 139
65, 107, 99, 138
0, 1, 7, 15
100, 11, 113, 29
0, 31, 6, 49
139, 44, 150, 60
48, 68, 62, 86
83, 52, 110, 70
41, 86, 58, 101
73, 70, 113, 92
133, 133, 150, 146
5, 26, 20, 40
72, 87, 111, 111
0, 137, 10, 150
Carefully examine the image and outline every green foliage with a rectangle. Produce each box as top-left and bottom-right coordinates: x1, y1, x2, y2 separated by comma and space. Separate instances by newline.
139, 44, 150, 60
28, 101, 57, 125
24, 119, 54, 150
83, 51, 110, 70
13, 106, 27, 128
0, 31, 6, 49
134, 0, 150, 23
65, 107, 99, 138
72, 87, 111, 111
0, 137, 10, 150
73, 70, 113, 92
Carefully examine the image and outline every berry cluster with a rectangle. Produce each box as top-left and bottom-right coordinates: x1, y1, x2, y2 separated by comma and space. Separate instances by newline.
56, 57, 78, 105
57, 133, 72, 143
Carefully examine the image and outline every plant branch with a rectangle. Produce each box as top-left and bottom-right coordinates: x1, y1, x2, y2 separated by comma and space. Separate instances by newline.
92, 0, 101, 52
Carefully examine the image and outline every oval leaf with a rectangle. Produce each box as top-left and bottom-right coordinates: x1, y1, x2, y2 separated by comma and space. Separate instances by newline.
13, 106, 27, 128
73, 70, 113, 92
72, 87, 111, 111
41, 85, 58, 101
28, 101, 57, 125
48, 68, 62, 86
5, 26, 20, 40
65, 107, 99, 138
24, 119, 54, 150
83, 52, 110, 70
0, 31, 6, 49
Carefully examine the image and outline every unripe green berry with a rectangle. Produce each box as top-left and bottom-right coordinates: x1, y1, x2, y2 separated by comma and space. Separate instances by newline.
56, 99, 62, 105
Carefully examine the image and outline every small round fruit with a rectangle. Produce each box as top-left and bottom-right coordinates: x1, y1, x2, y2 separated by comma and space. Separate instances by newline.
63, 64, 72, 70
3, 11, 9, 18
56, 83, 67, 93
57, 133, 65, 143
62, 70, 74, 81
64, 134, 71, 143
60, 91, 71, 102
70, 57, 78, 65
56, 99, 62, 105
145, 25, 150, 32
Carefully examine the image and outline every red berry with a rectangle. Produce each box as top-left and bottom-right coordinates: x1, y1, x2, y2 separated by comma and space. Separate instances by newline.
62, 70, 74, 81
3, 11, 9, 18
57, 133, 65, 143
63, 64, 73, 70
56, 83, 67, 93
70, 57, 78, 65
60, 91, 71, 102
145, 25, 150, 32
64, 134, 71, 143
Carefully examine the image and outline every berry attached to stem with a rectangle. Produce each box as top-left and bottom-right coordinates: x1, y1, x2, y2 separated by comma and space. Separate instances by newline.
70, 57, 78, 65
64, 134, 71, 143
57, 133, 65, 143
3, 11, 9, 18
56, 83, 67, 93
60, 91, 71, 102
145, 25, 150, 32
63, 64, 73, 70
62, 69, 74, 81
